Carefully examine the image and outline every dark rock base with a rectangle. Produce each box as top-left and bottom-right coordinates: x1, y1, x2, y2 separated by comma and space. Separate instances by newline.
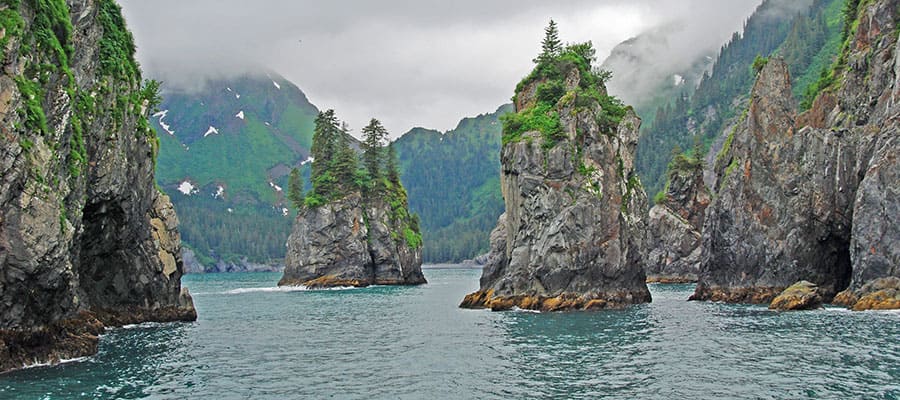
0, 306, 197, 374
689, 286, 784, 304
646, 275, 698, 284
279, 274, 427, 289
459, 289, 652, 312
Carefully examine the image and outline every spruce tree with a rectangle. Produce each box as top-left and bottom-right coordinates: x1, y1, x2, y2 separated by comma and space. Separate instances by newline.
386, 143, 401, 186
310, 110, 339, 184
534, 19, 561, 65
287, 167, 304, 209
361, 118, 388, 184
331, 126, 358, 194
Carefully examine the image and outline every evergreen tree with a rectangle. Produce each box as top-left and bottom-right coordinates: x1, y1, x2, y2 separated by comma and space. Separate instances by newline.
386, 144, 401, 186
534, 19, 562, 65
310, 110, 339, 184
361, 118, 388, 183
287, 167, 304, 210
331, 126, 358, 193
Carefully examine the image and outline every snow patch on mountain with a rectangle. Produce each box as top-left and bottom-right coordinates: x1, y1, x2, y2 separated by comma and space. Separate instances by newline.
204, 126, 220, 137
236, 111, 245, 120
178, 180, 197, 196
272, 81, 281, 90
152, 110, 175, 135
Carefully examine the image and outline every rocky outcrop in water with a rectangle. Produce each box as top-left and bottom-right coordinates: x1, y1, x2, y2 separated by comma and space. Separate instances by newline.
644, 154, 709, 283
460, 36, 651, 312
769, 281, 823, 311
692, 0, 900, 310
278, 192, 426, 287
0, 0, 196, 372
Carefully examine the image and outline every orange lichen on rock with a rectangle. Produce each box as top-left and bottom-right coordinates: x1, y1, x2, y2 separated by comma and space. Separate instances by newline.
690, 286, 783, 304
287, 275, 369, 288
646, 276, 698, 284
768, 281, 823, 311
459, 290, 641, 312
852, 290, 900, 311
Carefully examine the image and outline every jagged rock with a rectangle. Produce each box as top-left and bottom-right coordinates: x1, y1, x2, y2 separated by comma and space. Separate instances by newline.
0, 0, 195, 373
278, 192, 426, 288
644, 156, 709, 283
769, 281, 823, 311
461, 53, 651, 312
694, 0, 900, 310
691, 59, 856, 304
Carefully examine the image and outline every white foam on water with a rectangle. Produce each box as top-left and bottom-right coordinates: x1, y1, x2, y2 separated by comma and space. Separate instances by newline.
223, 285, 358, 295
22, 356, 89, 369
511, 307, 541, 314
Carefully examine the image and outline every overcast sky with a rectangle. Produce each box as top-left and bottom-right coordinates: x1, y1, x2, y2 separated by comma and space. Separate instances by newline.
119, 0, 762, 138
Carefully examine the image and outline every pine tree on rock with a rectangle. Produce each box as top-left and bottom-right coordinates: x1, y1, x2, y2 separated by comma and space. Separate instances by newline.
386, 144, 401, 186
361, 118, 388, 185
287, 167, 304, 210
534, 19, 562, 65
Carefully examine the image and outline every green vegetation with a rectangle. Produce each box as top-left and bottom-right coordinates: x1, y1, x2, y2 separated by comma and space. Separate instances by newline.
751, 55, 769, 75
304, 110, 422, 250
154, 75, 320, 268
503, 20, 625, 147
287, 168, 303, 210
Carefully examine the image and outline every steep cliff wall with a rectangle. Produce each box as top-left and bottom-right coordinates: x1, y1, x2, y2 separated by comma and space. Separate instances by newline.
0, 0, 195, 372
693, 0, 900, 309
460, 41, 651, 312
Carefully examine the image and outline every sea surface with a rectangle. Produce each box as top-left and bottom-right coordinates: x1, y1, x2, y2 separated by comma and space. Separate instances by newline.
2, 268, 899, 399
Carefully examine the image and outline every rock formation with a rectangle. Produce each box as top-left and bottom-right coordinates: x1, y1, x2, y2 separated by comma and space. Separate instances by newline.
0, 0, 196, 372
278, 192, 426, 288
460, 35, 651, 312
644, 153, 709, 283
769, 281, 823, 311
692, 0, 900, 310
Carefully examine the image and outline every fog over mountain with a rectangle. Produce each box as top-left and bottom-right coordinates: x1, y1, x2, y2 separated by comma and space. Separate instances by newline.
119, 0, 762, 137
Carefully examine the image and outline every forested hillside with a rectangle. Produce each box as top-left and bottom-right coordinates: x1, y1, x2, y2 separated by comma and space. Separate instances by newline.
636, 0, 844, 198
394, 105, 512, 262
153, 73, 318, 269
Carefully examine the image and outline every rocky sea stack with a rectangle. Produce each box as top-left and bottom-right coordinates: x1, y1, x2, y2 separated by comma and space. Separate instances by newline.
278, 113, 425, 288
0, 0, 196, 372
692, 0, 900, 310
460, 22, 651, 312
644, 150, 709, 283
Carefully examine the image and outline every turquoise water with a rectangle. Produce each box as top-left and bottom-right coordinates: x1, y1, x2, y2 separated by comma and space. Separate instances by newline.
2, 268, 899, 399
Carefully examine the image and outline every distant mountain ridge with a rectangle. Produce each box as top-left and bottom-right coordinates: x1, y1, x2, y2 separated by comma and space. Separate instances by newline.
153, 72, 319, 271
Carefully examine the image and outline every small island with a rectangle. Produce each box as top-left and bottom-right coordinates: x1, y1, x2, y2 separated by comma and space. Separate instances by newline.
278, 111, 426, 288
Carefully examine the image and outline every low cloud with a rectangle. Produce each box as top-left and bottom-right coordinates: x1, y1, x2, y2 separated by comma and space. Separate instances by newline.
120, 0, 762, 136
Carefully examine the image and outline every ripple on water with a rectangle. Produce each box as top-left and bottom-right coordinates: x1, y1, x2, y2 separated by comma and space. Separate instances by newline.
0, 271, 897, 399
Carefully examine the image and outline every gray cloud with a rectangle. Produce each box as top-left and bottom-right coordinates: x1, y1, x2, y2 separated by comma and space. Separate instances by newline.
119, 0, 763, 137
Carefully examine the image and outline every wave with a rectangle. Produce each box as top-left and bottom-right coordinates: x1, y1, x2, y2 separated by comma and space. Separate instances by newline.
222, 285, 358, 295
22, 356, 89, 370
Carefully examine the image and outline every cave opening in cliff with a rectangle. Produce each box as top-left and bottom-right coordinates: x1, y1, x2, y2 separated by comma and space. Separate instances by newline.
77, 200, 130, 308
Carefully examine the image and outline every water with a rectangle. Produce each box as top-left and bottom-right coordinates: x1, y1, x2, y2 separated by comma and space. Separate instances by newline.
2, 268, 898, 399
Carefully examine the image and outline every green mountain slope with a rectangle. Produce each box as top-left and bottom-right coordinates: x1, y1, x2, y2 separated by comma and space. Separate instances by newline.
153, 73, 319, 269
394, 105, 512, 263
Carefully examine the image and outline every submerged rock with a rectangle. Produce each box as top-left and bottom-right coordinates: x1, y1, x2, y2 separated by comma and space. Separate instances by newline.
769, 281, 823, 311
0, 0, 195, 372
279, 192, 426, 288
461, 38, 651, 312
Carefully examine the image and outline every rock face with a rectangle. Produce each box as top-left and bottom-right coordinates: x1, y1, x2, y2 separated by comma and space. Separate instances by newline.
769, 281, 823, 311
644, 156, 709, 283
693, 0, 900, 310
461, 56, 651, 312
278, 192, 426, 287
0, 0, 196, 372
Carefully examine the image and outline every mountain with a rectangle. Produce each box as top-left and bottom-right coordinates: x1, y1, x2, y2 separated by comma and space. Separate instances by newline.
601, 24, 716, 118
0, 0, 195, 372
151, 73, 319, 271
634, 0, 842, 199
393, 105, 512, 263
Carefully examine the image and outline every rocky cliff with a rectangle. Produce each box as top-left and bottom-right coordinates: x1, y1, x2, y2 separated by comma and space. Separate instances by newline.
278, 191, 426, 287
0, 0, 196, 372
460, 38, 651, 312
692, 0, 900, 310
644, 154, 709, 283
